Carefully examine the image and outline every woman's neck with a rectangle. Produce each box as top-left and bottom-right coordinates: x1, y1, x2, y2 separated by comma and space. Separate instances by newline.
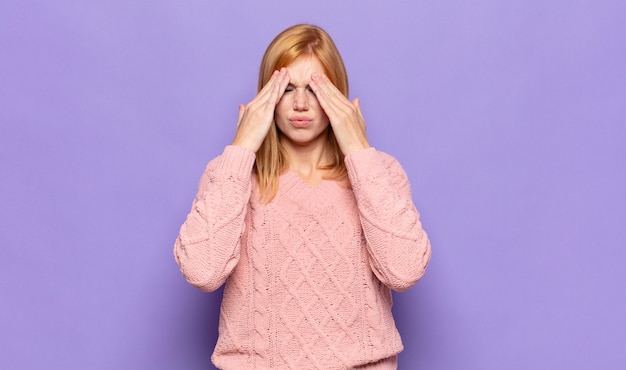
282, 140, 332, 184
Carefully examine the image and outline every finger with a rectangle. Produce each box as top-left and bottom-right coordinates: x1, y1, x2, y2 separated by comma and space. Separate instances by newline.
309, 75, 338, 113
251, 68, 286, 110
270, 67, 290, 105
310, 73, 339, 99
236, 104, 245, 128
352, 98, 362, 116
311, 74, 351, 114
249, 70, 281, 107
352, 98, 366, 131
315, 74, 345, 100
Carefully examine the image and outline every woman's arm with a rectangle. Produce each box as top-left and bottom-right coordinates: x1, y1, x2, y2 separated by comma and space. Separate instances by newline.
174, 68, 287, 292
173, 145, 255, 292
345, 148, 431, 292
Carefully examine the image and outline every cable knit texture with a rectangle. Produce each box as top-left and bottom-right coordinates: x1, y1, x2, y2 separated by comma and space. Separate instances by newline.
174, 145, 431, 370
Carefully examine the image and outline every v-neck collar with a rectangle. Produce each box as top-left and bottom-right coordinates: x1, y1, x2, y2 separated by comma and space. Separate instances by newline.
277, 170, 338, 207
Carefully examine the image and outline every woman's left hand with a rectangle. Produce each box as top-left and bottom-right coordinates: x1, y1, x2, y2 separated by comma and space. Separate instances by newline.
309, 73, 370, 155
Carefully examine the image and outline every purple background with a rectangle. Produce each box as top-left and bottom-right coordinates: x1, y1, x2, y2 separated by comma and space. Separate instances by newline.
2, 1, 625, 369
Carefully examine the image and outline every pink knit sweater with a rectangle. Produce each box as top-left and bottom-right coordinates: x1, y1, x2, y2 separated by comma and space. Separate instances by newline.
174, 145, 431, 369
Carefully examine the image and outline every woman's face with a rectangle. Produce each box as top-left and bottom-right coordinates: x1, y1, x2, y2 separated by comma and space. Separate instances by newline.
274, 56, 330, 151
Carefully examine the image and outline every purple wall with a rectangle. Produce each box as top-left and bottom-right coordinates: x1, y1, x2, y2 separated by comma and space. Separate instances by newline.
2, 1, 625, 369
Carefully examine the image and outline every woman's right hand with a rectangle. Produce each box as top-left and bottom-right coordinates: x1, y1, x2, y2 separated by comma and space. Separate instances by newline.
231, 68, 290, 152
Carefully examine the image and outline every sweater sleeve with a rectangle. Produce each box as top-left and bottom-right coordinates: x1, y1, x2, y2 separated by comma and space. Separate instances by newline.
344, 147, 431, 292
173, 145, 256, 292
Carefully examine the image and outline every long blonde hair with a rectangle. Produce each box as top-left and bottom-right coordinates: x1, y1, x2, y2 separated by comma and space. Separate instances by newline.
256, 24, 349, 202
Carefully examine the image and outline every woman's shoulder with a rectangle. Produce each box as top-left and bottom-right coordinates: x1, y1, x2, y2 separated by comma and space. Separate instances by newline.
205, 145, 255, 170
346, 147, 403, 170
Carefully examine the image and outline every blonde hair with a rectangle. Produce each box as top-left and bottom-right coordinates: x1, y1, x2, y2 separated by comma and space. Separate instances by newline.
256, 24, 349, 202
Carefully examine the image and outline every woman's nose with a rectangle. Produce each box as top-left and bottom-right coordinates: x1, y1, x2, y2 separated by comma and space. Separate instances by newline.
293, 90, 309, 110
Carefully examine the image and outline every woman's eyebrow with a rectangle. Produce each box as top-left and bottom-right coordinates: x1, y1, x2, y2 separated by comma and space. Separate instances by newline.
286, 81, 311, 88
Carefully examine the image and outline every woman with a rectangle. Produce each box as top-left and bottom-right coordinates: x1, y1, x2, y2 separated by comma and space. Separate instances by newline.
174, 24, 431, 369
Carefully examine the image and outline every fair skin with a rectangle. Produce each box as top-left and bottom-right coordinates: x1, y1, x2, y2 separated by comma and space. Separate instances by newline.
232, 55, 370, 184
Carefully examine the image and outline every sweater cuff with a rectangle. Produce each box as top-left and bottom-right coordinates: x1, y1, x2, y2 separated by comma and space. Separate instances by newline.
215, 145, 256, 180
344, 147, 379, 182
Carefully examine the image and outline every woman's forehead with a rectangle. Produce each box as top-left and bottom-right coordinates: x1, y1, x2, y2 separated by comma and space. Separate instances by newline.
286, 56, 324, 85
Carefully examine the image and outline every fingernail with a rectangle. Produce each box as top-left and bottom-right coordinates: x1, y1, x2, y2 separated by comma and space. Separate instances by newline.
311, 73, 319, 80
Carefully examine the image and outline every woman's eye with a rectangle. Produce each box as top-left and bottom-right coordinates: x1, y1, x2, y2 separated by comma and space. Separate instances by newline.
285, 87, 294, 92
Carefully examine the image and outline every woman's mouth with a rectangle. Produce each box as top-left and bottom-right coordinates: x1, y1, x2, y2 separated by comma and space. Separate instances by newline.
289, 117, 312, 128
